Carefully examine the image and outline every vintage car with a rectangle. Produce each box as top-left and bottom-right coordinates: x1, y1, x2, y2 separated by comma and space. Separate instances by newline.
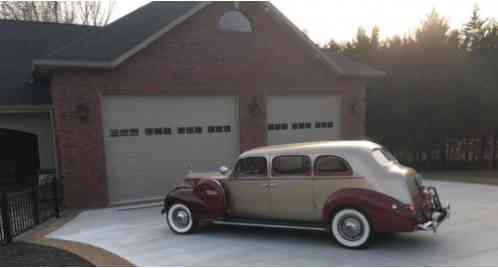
161, 141, 450, 249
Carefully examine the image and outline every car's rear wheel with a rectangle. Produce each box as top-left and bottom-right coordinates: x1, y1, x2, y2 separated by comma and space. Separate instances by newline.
331, 208, 372, 249
167, 203, 197, 234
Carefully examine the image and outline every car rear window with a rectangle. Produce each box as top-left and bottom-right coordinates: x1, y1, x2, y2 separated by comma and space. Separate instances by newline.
372, 149, 398, 166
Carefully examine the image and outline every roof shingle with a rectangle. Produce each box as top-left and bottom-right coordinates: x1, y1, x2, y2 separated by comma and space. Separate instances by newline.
0, 20, 95, 105
41, 1, 202, 63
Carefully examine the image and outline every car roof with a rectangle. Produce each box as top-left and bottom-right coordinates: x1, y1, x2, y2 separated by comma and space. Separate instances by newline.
240, 140, 382, 158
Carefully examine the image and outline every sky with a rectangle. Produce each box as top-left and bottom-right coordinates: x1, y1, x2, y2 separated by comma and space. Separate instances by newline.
112, 0, 498, 45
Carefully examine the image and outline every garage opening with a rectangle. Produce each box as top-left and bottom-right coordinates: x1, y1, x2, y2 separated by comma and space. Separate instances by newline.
102, 95, 240, 205
0, 129, 40, 190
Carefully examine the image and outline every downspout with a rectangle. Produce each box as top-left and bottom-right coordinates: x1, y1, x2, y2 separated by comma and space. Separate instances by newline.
49, 108, 60, 178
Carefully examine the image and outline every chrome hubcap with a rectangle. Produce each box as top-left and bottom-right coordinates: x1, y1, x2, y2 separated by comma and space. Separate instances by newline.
172, 209, 190, 228
338, 216, 363, 241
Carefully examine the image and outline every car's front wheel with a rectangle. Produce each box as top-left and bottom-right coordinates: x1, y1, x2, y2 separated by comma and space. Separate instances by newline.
331, 208, 372, 249
167, 203, 197, 234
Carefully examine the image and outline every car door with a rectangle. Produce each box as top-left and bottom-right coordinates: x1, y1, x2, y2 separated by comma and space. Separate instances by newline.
269, 155, 316, 221
312, 155, 371, 219
223, 157, 272, 219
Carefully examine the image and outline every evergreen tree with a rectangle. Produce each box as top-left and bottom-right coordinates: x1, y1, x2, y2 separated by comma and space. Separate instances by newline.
461, 5, 487, 53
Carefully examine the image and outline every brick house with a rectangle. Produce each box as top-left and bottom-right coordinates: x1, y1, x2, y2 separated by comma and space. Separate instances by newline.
1, 2, 384, 208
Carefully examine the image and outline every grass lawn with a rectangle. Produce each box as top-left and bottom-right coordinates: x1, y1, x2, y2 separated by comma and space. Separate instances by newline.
421, 170, 498, 186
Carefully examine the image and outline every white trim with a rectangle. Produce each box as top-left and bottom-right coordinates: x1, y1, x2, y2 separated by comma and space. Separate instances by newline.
265, 3, 344, 75
34, 3, 210, 69
112, 2, 209, 67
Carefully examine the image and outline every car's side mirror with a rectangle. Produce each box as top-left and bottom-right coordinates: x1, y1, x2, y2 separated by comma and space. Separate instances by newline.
219, 166, 230, 175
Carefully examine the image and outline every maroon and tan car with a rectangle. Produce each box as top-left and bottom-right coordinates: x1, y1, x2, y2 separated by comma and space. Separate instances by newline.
161, 141, 450, 249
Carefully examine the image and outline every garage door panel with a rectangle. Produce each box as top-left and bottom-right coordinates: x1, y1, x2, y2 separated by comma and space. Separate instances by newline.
103, 96, 239, 205
268, 95, 341, 145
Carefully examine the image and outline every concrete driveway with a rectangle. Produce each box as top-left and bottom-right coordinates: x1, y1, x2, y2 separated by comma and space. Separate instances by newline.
47, 181, 498, 266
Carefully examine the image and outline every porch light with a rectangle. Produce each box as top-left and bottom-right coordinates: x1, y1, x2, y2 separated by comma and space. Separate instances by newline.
74, 104, 90, 121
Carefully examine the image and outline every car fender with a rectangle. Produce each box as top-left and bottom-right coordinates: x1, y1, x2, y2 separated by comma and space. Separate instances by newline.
163, 179, 226, 222
322, 188, 417, 233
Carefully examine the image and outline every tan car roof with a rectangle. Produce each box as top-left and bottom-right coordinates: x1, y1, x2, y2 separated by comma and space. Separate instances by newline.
240, 140, 381, 158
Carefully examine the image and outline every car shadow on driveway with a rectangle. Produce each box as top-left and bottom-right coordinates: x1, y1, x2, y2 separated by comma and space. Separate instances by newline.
200, 224, 437, 250
173, 224, 442, 266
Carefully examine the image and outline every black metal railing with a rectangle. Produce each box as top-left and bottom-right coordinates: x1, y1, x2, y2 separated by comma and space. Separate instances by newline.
0, 176, 62, 245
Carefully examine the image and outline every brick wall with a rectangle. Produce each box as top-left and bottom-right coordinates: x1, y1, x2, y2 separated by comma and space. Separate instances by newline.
50, 2, 366, 208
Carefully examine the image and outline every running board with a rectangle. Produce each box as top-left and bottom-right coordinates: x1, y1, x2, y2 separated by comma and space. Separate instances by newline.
212, 220, 328, 232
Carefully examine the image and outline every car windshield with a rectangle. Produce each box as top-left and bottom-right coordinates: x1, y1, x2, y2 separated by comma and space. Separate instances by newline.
372, 148, 399, 166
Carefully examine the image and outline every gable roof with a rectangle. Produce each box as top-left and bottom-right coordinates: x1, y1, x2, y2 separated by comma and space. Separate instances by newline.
33, 1, 384, 78
34, 1, 207, 68
324, 51, 386, 77
0, 20, 95, 106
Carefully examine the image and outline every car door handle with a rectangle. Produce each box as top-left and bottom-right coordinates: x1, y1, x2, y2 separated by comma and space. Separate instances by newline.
260, 183, 269, 188
268, 183, 277, 188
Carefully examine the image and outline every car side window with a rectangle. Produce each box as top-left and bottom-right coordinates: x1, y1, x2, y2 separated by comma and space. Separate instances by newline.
314, 155, 352, 176
232, 157, 267, 178
272, 155, 311, 177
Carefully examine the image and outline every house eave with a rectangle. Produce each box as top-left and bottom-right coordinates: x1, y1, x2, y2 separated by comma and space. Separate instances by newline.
0, 105, 52, 114
33, 2, 210, 70
341, 71, 387, 79
33, 59, 114, 69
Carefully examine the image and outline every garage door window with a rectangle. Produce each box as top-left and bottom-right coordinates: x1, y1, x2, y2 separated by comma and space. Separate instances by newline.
233, 157, 267, 177
314, 155, 352, 176
208, 125, 231, 133
145, 128, 172, 136
110, 128, 139, 138
268, 123, 289, 131
177, 126, 203, 135
291, 122, 312, 130
272, 156, 311, 177
315, 122, 334, 128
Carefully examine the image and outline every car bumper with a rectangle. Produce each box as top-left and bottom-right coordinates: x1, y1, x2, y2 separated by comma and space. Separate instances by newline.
417, 186, 450, 232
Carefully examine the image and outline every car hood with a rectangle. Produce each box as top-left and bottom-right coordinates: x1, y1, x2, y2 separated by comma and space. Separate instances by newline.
185, 171, 228, 180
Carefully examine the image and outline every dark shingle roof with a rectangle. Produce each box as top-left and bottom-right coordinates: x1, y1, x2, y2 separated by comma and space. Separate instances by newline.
0, 20, 95, 105
41, 1, 202, 63
323, 51, 386, 77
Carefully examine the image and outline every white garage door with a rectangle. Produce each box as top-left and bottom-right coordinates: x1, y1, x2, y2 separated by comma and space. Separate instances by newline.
102, 96, 239, 205
267, 95, 341, 145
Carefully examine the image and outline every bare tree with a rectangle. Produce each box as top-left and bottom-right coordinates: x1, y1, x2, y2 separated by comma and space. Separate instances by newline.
0, 1, 116, 26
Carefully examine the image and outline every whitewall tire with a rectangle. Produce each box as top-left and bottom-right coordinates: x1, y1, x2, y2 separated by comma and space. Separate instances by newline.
167, 203, 196, 234
331, 208, 372, 249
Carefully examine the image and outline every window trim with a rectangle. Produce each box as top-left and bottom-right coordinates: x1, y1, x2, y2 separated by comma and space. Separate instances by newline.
217, 9, 254, 33
231, 156, 268, 179
271, 155, 312, 178
313, 155, 353, 177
